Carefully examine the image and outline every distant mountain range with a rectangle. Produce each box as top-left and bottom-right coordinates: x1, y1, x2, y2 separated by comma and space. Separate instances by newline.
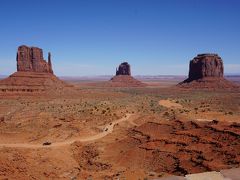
1, 74, 240, 81
0, 75, 7, 79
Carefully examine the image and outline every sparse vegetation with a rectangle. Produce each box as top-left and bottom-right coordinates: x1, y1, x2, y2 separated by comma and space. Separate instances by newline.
0, 82, 239, 179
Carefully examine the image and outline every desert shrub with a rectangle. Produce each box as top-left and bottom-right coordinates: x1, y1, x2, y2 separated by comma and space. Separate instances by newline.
163, 112, 169, 116
102, 110, 106, 114
0, 116, 4, 121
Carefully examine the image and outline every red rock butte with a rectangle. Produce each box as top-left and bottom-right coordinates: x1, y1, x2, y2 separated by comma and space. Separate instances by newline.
109, 62, 146, 87
0, 45, 68, 93
116, 62, 131, 76
178, 54, 238, 89
17, 45, 53, 74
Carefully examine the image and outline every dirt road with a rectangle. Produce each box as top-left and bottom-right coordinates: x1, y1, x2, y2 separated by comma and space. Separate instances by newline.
0, 114, 133, 149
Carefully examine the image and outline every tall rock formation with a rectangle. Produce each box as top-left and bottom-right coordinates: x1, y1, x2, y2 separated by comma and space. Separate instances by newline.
109, 62, 145, 87
187, 54, 223, 82
179, 54, 237, 89
17, 45, 53, 74
0, 45, 69, 93
116, 62, 131, 75
47, 52, 53, 74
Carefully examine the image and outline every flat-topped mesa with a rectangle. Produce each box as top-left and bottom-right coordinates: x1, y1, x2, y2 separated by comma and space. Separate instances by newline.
17, 45, 53, 74
116, 62, 131, 76
178, 53, 238, 89
187, 53, 223, 82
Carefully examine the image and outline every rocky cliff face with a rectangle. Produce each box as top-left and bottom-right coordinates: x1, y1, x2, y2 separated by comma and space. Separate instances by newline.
187, 54, 223, 81
116, 62, 131, 76
17, 45, 53, 74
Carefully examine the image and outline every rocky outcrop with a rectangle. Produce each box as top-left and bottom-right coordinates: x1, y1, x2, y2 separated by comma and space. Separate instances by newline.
179, 54, 238, 89
17, 45, 53, 74
116, 62, 131, 76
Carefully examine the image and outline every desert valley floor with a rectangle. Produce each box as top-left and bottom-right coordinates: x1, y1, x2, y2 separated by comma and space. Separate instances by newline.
0, 77, 240, 179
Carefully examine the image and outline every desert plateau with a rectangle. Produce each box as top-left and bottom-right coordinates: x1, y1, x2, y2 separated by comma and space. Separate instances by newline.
1, 1, 240, 179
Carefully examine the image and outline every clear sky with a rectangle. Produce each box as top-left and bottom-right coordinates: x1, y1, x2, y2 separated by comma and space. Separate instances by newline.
0, 0, 240, 76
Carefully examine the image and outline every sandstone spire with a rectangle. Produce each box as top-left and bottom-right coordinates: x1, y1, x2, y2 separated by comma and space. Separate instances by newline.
48, 52, 53, 74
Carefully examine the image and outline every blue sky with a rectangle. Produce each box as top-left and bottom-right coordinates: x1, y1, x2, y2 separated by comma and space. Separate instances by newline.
0, 0, 240, 76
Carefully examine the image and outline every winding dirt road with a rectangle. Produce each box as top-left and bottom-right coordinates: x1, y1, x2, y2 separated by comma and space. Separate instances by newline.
0, 114, 133, 149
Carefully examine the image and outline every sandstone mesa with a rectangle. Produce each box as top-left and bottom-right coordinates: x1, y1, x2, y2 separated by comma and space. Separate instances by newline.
178, 54, 238, 89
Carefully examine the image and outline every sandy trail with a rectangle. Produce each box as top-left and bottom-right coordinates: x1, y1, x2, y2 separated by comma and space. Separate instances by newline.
159, 99, 215, 122
159, 99, 183, 109
195, 118, 214, 122
0, 114, 133, 149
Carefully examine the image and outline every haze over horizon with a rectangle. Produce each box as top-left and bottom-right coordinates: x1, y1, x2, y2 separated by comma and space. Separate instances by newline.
0, 0, 240, 76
